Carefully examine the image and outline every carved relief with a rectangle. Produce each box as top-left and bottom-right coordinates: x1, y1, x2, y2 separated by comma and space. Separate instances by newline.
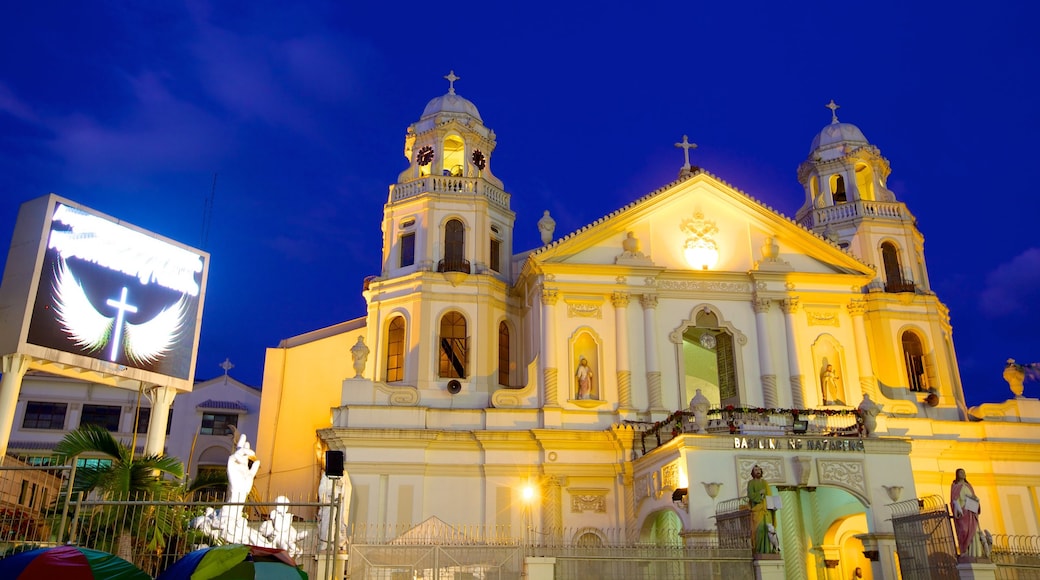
635, 474, 649, 504
817, 459, 867, 500
569, 489, 609, 513
611, 291, 630, 308
662, 463, 679, 490
567, 302, 602, 318
737, 457, 785, 492
806, 310, 840, 327
658, 280, 751, 293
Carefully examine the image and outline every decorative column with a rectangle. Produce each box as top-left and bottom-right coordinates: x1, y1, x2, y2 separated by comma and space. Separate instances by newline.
612, 291, 632, 409
781, 297, 805, 409
144, 385, 177, 456
0, 354, 31, 463
541, 288, 560, 407
640, 293, 664, 412
541, 475, 563, 543
753, 296, 778, 408
847, 299, 877, 399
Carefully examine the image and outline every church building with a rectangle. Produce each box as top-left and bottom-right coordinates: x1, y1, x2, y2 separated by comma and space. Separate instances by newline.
254, 74, 1040, 579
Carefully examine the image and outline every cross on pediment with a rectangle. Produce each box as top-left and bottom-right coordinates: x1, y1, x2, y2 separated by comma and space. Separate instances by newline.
220, 358, 235, 375
675, 134, 698, 171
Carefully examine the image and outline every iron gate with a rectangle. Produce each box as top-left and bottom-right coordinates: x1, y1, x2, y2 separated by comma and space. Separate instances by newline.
889, 495, 958, 580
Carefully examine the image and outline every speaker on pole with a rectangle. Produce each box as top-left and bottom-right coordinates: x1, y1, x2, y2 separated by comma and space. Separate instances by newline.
325, 450, 344, 478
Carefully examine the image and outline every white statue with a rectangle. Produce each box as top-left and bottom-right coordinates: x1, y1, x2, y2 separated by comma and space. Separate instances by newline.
220, 434, 261, 539
351, 336, 370, 379
688, 389, 710, 433
537, 210, 556, 245
318, 472, 351, 550
260, 496, 308, 556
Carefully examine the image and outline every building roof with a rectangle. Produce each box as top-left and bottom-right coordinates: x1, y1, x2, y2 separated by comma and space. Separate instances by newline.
196, 399, 249, 411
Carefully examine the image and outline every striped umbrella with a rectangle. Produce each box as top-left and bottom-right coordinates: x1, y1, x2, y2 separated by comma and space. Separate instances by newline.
0, 545, 150, 580
157, 544, 307, 580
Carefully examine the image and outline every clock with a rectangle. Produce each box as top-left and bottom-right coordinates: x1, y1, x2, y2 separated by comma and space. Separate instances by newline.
471, 149, 486, 170
416, 146, 434, 166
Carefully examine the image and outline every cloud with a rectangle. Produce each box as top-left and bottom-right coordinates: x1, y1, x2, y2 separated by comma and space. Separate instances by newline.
979, 248, 1040, 317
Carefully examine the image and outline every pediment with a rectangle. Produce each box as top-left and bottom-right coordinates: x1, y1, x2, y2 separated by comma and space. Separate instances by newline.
527, 171, 873, 279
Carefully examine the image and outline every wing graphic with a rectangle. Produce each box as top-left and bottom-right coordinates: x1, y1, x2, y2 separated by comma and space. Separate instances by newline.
123, 297, 188, 365
53, 259, 114, 353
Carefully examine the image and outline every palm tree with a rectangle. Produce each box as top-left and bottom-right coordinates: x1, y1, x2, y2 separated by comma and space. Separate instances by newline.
53, 424, 185, 562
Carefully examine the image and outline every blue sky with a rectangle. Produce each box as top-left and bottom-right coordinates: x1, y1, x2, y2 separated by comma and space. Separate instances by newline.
2, 1, 1037, 406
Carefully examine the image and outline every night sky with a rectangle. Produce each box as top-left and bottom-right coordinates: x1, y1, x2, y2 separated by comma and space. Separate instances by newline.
2, 2, 1037, 407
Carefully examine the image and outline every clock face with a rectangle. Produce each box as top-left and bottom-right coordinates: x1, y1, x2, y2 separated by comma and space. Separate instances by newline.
471, 149, 486, 170
416, 146, 434, 166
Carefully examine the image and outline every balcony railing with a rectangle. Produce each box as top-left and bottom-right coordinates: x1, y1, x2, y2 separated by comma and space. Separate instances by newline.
437, 258, 471, 274
633, 407, 864, 456
884, 279, 917, 294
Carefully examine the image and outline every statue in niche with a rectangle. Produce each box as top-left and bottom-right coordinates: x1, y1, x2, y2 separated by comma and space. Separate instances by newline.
575, 357, 595, 399
820, 363, 845, 405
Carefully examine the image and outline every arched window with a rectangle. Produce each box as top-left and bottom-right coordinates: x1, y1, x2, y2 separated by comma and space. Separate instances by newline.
439, 311, 468, 378
442, 135, 465, 177
831, 174, 847, 203
901, 331, 927, 391
385, 317, 405, 382
498, 321, 511, 386
439, 219, 469, 273
855, 163, 874, 201
683, 309, 739, 408
882, 242, 914, 292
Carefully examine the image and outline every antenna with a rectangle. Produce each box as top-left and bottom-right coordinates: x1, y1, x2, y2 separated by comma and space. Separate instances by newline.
200, 173, 217, 249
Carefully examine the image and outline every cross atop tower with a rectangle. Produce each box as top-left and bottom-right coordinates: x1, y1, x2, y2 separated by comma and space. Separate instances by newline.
826, 99, 840, 124
445, 70, 460, 95
675, 134, 698, 172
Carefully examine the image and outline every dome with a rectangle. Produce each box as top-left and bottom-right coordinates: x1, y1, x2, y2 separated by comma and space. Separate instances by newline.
421, 92, 482, 122
810, 121, 868, 153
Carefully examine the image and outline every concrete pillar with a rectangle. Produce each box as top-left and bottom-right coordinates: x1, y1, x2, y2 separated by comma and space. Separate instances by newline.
612, 291, 632, 410
144, 385, 177, 456
0, 354, 31, 463
847, 299, 876, 399
541, 288, 559, 407
640, 293, 664, 412
753, 296, 778, 408
780, 297, 805, 408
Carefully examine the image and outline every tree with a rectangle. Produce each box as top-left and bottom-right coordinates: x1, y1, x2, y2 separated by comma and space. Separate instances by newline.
53, 425, 185, 563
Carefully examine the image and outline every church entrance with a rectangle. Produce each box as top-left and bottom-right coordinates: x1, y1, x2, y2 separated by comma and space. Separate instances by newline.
774, 485, 872, 579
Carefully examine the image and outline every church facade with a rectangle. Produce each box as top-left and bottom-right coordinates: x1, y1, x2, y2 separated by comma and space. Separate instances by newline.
255, 77, 1040, 579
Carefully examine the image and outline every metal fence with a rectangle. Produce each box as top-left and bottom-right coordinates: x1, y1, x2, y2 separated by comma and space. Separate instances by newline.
993, 534, 1040, 579
714, 496, 752, 550
546, 545, 753, 580
889, 495, 959, 580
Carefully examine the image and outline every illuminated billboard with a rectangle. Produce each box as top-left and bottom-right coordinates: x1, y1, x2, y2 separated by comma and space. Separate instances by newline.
0, 195, 208, 390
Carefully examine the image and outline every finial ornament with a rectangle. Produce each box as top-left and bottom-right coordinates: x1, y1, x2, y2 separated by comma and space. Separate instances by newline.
445, 70, 460, 95
675, 134, 698, 174
826, 99, 840, 124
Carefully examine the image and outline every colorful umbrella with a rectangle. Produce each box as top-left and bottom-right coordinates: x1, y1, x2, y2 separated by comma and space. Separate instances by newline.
0, 545, 150, 580
157, 544, 307, 580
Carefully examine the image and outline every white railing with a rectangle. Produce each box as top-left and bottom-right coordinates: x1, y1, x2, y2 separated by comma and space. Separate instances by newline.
390, 177, 510, 209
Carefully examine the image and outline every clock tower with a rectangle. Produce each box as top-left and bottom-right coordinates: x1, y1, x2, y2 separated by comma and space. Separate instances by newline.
363, 71, 519, 405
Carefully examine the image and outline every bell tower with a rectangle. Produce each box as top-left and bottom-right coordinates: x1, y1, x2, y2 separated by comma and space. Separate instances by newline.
794, 101, 966, 418
363, 71, 518, 405
795, 100, 929, 294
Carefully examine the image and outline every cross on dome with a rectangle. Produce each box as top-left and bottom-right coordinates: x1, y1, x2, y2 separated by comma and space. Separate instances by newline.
826, 99, 840, 124
675, 134, 698, 170
445, 70, 460, 95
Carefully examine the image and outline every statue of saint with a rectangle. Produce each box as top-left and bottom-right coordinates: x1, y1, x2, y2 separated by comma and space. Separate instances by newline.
575, 357, 594, 399
747, 465, 778, 554
951, 468, 984, 560
821, 364, 844, 405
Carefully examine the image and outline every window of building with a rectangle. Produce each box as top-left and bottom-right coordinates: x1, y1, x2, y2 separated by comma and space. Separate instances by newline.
18, 480, 28, 505
200, 413, 238, 436
498, 321, 511, 386
489, 237, 501, 273
22, 402, 67, 430
438, 218, 468, 273
902, 331, 928, 391
831, 174, 847, 203
400, 232, 415, 268
136, 407, 174, 435
80, 404, 122, 431
76, 458, 114, 469
386, 316, 405, 382
439, 311, 468, 378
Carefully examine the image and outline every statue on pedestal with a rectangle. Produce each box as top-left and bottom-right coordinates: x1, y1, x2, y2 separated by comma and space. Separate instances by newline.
351, 336, 370, 379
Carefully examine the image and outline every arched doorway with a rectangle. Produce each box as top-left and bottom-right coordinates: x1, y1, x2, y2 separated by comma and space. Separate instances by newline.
776, 485, 872, 580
